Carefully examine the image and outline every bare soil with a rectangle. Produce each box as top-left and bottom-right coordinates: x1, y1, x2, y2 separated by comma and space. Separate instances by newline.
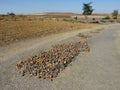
0, 19, 97, 47
1, 24, 120, 90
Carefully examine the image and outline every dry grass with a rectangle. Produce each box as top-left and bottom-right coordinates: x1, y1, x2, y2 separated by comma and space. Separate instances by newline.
0, 17, 97, 46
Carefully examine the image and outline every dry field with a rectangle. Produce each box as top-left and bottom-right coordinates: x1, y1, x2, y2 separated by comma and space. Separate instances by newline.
0, 16, 98, 46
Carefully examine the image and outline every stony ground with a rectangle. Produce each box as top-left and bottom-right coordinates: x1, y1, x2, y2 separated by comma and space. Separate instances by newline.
16, 41, 90, 79
0, 24, 120, 90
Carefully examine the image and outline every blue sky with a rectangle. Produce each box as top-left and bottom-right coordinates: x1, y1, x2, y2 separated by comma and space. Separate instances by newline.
0, 0, 120, 14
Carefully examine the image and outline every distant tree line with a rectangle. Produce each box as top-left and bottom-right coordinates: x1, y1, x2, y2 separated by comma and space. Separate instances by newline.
0, 3, 119, 20
82, 2, 119, 20
7, 12, 15, 16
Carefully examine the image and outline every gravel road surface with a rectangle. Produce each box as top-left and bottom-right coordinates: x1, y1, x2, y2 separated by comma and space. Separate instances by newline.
0, 24, 120, 90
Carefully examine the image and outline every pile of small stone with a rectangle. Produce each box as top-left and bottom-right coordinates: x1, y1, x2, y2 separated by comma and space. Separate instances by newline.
16, 41, 90, 79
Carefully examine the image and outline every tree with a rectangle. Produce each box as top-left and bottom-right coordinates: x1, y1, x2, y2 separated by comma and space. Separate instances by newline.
112, 10, 118, 19
7, 12, 15, 16
82, 2, 94, 19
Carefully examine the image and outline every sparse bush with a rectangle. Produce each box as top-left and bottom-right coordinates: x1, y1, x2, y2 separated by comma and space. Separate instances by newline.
113, 17, 117, 19
102, 16, 110, 20
100, 20, 105, 23
7, 12, 15, 16
91, 18, 99, 23
112, 10, 118, 19
74, 16, 78, 20
109, 20, 114, 22
92, 18, 96, 20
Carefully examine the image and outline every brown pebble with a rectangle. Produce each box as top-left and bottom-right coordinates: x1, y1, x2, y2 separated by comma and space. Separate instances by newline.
16, 41, 90, 79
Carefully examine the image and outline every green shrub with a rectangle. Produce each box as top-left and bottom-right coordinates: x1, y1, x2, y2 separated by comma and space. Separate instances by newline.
102, 16, 110, 20
100, 20, 105, 23
7, 12, 15, 16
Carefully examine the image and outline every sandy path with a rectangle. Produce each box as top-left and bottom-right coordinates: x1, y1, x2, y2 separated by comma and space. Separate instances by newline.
0, 24, 120, 90
0, 28, 100, 63
46, 24, 120, 90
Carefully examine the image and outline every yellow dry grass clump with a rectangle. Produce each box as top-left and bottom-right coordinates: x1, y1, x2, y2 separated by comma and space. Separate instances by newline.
0, 19, 95, 46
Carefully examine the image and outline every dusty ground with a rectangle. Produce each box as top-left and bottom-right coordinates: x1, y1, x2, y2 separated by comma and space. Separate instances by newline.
0, 24, 120, 90
0, 18, 97, 46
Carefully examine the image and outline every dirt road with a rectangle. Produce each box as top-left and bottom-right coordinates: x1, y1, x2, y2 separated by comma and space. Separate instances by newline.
0, 24, 120, 90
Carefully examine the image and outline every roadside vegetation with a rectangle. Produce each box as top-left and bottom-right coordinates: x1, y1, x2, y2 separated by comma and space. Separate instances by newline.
112, 10, 118, 19
82, 2, 94, 20
0, 4, 119, 46
0, 15, 96, 46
